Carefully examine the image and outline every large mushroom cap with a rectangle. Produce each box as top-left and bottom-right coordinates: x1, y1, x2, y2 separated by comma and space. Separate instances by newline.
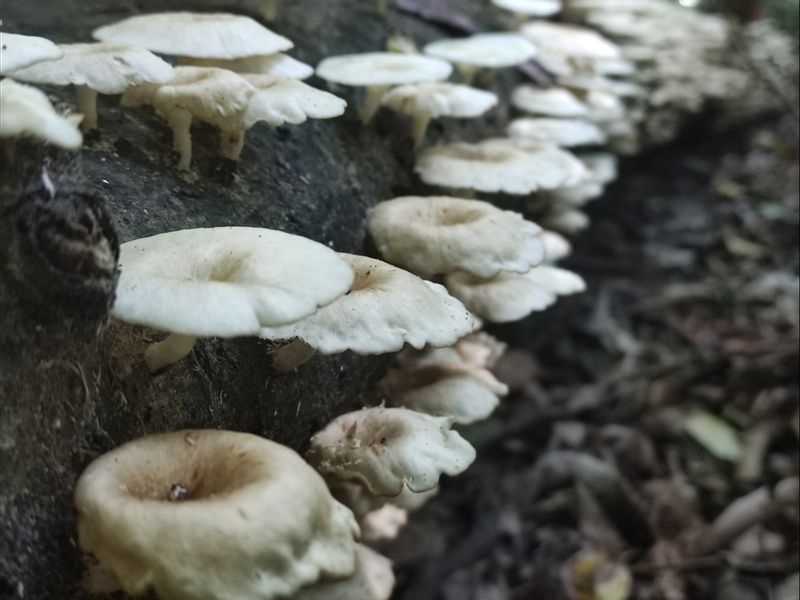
368, 196, 545, 278
380, 82, 497, 119
112, 227, 354, 337
307, 407, 477, 496
519, 21, 620, 59
415, 137, 587, 195
0, 32, 63, 75
423, 33, 537, 69
0, 79, 82, 148
93, 12, 293, 59
316, 52, 453, 87
243, 74, 347, 127
508, 117, 608, 147
511, 86, 588, 117
260, 254, 478, 354
75, 430, 359, 600
8, 42, 174, 95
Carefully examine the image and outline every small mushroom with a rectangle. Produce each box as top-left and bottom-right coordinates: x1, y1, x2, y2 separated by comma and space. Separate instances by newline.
380, 82, 497, 146
307, 406, 476, 496
294, 545, 395, 600
367, 195, 545, 278
519, 21, 621, 61
0, 79, 82, 148
0, 32, 63, 75
511, 85, 589, 117
508, 117, 608, 147
415, 137, 587, 195
361, 505, 409, 541
74, 430, 359, 599
423, 32, 537, 83
445, 265, 586, 323
8, 42, 174, 131
541, 229, 573, 262
111, 227, 354, 371
542, 206, 592, 234
540, 180, 604, 206
581, 152, 618, 185
492, 0, 562, 18
93, 12, 292, 60
316, 52, 452, 122
183, 53, 313, 79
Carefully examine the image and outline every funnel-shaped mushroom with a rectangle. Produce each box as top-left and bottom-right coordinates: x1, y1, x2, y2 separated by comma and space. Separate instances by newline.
368, 196, 545, 278
9, 42, 174, 131
111, 227, 354, 371
0, 80, 82, 148
308, 407, 476, 496
423, 33, 536, 83
294, 545, 395, 600
316, 52, 452, 122
0, 32, 63, 75
74, 430, 359, 600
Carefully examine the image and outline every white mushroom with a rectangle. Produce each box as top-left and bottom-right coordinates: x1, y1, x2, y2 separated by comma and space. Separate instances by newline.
367, 195, 545, 278
0, 79, 82, 148
111, 227, 354, 371
380, 82, 497, 146
492, 0, 562, 18
580, 152, 618, 185
542, 206, 592, 234
541, 230, 573, 262
423, 32, 537, 83
360, 505, 409, 542
182, 53, 313, 79
508, 117, 608, 147
540, 180, 604, 206
316, 52, 452, 122
8, 43, 174, 131
93, 12, 292, 59
445, 266, 586, 322
74, 430, 359, 600
307, 406, 476, 496
519, 21, 621, 60
294, 545, 395, 600
511, 85, 588, 117
0, 32, 63, 75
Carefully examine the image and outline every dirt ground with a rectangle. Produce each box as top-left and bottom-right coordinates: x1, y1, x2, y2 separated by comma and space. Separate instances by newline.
385, 116, 800, 600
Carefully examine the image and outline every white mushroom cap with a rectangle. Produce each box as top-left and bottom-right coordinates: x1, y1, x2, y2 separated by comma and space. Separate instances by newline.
559, 73, 645, 98
93, 12, 293, 59
184, 53, 314, 79
492, 0, 562, 16
508, 117, 608, 147
0, 79, 82, 148
381, 82, 497, 119
368, 195, 545, 278
361, 504, 409, 542
112, 227, 354, 337
307, 406, 476, 495
242, 75, 347, 127
74, 430, 359, 600
581, 152, 618, 185
294, 545, 395, 600
423, 33, 537, 69
8, 43, 174, 94
511, 86, 588, 117
584, 90, 626, 122
540, 230, 572, 262
445, 265, 586, 322
260, 254, 478, 355
316, 53, 453, 87
0, 32, 63, 75
543, 207, 591, 234
542, 181, 604, 206
519, 21, 620, 60
415, 137, 587, 195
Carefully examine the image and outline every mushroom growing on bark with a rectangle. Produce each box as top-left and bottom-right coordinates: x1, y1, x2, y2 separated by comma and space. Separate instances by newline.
0, 79, 82, 148
508, 117, 608, 147
511, 85, 589, 118
0, 32, 63, 75
74, 430, 360, 599
8, 43, 174, 131
111, 227, 354, 371
423, 33, 537, 83
307, 406, 476, 496
316, 52, 452, 122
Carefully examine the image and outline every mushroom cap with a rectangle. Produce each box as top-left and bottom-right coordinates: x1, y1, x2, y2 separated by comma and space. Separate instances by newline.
93, 12, 293, 59
511, 85, 588, 117
361, 504, 409, 542
415, 137, 587, 195
580, 152, 618, 185
0, 79, 82, 148
242, 74, 347, 127
445, 265, 586, 322
0, 32, 63, 75
542, 181, 605, 206
294, 545, 395, 600
316, 53, 452, 87
519, 21, 620, 60
508, 117, 608, 147
260, 254, 478, 354
74, 430, 359, 600
380, 82, 497, 119
367, 195, 545, 278
423, 33, 537, 68
543, 207, 591, 233
9, 43, 174, 95
492, 0, 562, 16
184, 53, 314, 79
111, 227, 354, 337
390, 373, 503, 424
559, 73, 644, 98
541, 230, 572, 262
585, 90, 626, 122
307, 407, 476, 495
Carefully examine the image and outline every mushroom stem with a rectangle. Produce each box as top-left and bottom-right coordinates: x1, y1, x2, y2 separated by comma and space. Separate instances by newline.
260, 0, 280, 20
411, 113, 432, 148
219, 129, 246, 161
144, 333, 198, 372
167, 108, 194, 170
457, 64, 480, 85
76, 85, 99, 132
271, 339, 316, 373
361, 85, 390, 123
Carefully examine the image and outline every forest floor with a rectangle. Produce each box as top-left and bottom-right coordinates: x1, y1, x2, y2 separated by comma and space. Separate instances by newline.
383, 115, 800, 600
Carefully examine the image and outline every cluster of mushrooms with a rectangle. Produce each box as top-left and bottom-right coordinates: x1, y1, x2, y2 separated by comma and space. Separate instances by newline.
0, 2, 789, 599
